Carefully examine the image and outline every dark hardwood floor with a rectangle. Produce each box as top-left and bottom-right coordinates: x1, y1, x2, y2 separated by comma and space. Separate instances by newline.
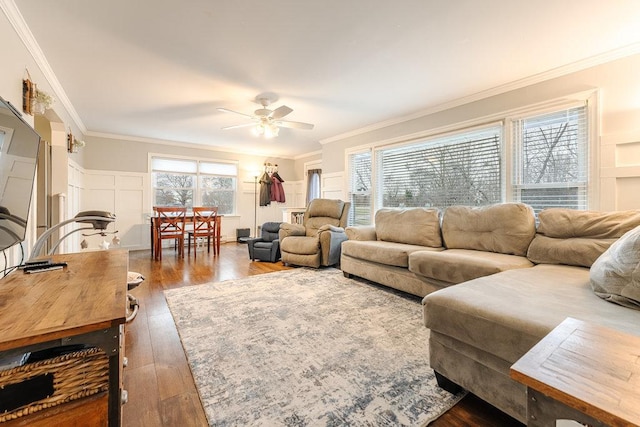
123, 243, 523, 426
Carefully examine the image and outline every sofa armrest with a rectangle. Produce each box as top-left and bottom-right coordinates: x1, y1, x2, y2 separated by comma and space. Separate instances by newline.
319, 227, 349, 266
279, 223, 306, 240
246, 237, 264, 259
345, 225, 377, 241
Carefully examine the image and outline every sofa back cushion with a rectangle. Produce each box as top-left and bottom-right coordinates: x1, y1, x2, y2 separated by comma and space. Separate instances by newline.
261, 222, 282, 242
527, 208, 640, 267
304, 199, 347, 236
375, 208, 442, 247
442, 203, 536, 256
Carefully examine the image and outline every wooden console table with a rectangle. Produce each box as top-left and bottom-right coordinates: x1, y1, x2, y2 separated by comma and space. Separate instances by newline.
0, 250, 128, 426
510, 317, 640, 426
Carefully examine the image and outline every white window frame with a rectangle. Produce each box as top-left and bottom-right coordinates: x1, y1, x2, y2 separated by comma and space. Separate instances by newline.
346, 148, 374, 225
505, 91, 599, 209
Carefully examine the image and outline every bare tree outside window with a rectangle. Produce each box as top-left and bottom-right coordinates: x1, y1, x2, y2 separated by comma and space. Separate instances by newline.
154, 173, 194, 207
381, 131, 501, 209
514, 107, 587, 213
200, 176, 235, 213
151, 157, 238, 214
348, 151, 372, 225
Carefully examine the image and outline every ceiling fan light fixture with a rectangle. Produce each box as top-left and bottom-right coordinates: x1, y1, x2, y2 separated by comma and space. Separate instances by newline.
264, 123, 279, 139
253, 123, 265, 136
220, 94, 313, 137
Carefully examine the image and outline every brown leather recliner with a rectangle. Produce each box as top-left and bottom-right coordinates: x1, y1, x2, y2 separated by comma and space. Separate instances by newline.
279, 199, 351, 268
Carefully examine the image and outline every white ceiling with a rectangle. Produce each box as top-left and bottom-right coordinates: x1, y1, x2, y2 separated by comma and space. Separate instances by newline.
12, 1, 640, 158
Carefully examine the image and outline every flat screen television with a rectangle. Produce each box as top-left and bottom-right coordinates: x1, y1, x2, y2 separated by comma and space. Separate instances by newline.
0, 96, 41, 252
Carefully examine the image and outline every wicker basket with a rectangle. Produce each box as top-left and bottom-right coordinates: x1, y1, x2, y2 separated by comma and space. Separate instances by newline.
0, 347, 109, 423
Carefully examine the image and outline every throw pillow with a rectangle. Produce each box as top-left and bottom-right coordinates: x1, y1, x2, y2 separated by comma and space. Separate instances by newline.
590, 225, 640, 310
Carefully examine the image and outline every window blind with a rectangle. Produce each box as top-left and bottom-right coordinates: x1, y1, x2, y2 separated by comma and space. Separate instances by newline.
511, 105, 588, 214
376, 125, 502, 210
347, 151, 372, 225
151, 156, 237, 214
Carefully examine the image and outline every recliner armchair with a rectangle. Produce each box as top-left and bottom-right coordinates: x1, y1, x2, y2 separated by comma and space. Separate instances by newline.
247, 222, 282, 262
279, 199, 351, 268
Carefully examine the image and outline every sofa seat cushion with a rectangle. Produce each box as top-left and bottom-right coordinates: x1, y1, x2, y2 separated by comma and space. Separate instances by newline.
342, 240, 443, 268
280, 235, 319, 255
423, 264, 640, 365
409, 249, 533, 284
254, 241, 275, 249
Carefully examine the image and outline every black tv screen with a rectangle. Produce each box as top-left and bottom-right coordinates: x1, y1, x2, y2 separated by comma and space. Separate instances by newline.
0, 96, 41, 252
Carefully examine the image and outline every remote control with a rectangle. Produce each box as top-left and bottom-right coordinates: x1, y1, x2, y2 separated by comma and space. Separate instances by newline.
23, 262, 68, 273
25, 265, 65, 274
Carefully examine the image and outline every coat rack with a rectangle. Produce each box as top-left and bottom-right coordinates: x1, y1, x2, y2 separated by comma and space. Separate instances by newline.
264, 162, 278, 174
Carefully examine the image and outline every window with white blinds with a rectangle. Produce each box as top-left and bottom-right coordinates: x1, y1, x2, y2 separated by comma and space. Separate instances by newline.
346, 101, 593, 226
376, 125, 502, 209
511, 105, 588, 214
347, 150, 372, 225
151, 156, 237, 214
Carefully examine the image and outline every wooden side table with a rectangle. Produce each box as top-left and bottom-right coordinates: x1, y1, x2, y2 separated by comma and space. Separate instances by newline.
510, 317, 640, 426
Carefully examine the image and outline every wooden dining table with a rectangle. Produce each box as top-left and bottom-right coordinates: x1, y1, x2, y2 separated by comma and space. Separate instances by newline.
150, 212, 222, 258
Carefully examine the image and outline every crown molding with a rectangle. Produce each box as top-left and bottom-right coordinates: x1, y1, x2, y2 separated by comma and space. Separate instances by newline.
320, 42, 640, 145
85, 131, 300, 159
294, 149, 322, 160
1, 0, 86, 133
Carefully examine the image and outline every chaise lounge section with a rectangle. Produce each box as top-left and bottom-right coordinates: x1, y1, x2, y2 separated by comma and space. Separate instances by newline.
423, 208, 640, 422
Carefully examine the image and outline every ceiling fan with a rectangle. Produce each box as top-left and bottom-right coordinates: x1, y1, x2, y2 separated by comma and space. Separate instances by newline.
218, 96, 314, 138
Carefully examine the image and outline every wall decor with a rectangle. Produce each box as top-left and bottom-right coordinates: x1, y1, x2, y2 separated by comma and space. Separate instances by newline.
67, 130, 74, 152
22, 69, 34, 115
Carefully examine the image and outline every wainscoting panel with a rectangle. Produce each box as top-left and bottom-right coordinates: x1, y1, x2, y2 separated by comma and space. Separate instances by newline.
321, 172, 345, 200
67, 163, 149, 252
600, 130, 640, 211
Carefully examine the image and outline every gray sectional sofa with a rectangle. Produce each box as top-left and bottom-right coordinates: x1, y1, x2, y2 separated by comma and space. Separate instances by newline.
341, 203, 640, 423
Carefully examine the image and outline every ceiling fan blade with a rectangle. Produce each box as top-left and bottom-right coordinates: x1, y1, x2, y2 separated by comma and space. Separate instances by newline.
217, 107, 254, 118
221, 123, 256, 130
270, 105, 293, 120
277, 120, 314, 130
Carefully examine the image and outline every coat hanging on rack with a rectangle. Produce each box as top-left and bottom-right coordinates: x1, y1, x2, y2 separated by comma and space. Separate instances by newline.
259, 163, 286, 206
259, 171, 272, 206
270, 173, 286, 203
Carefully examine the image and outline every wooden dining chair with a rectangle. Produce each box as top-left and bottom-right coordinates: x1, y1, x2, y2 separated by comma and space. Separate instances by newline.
153, 206, 187, 260
187, 207, 218, 257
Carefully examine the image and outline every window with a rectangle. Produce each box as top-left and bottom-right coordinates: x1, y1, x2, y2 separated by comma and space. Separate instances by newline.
376, 125, 502, 210
306, 168, 322, 204
346, 100, 592, 226
151, 156, 237, 214
347, 150, 372, 225
511, 106, 588, 213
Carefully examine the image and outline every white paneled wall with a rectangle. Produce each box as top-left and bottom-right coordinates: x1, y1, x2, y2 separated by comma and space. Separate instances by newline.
600, 130, 640, 211
321, 171, 345, 200
67, 161, 148, 252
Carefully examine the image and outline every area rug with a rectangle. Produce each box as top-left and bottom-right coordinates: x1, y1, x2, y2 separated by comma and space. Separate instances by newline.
164, 268, 465, 426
